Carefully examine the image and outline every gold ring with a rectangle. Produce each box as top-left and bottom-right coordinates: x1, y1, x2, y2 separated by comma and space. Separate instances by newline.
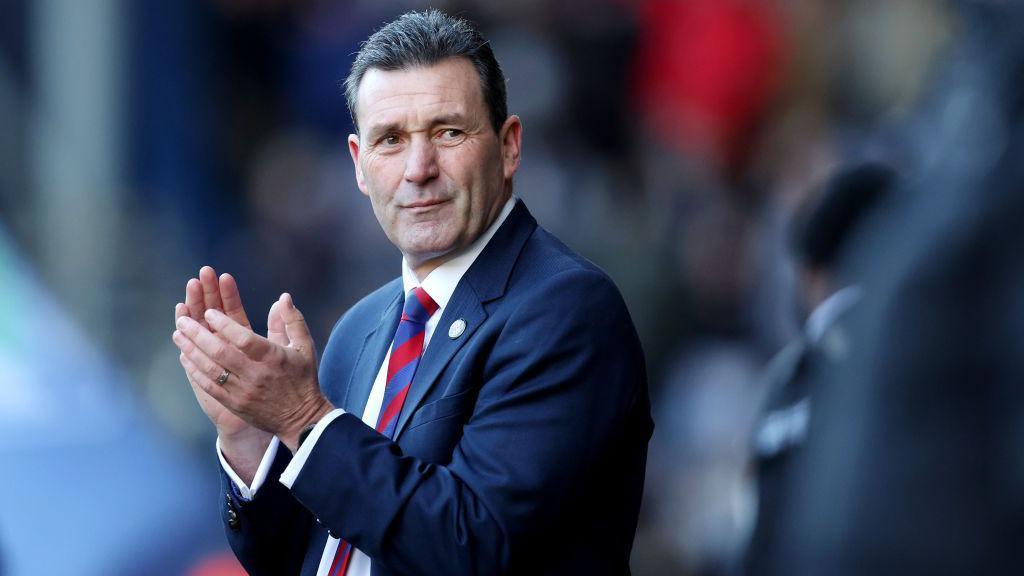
216, 369, 231, 386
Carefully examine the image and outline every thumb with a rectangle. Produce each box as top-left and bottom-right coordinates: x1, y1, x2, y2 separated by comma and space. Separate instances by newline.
267, 300, 288, 346
280, 293, 314, 356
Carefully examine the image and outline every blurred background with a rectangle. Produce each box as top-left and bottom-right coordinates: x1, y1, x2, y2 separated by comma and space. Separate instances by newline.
2, 0, 1021, 574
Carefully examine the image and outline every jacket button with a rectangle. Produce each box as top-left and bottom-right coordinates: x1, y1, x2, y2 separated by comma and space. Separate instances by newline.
227, 507, 241, 531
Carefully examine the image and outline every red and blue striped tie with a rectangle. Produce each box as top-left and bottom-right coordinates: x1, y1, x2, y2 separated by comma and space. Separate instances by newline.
327, 286, 439, 576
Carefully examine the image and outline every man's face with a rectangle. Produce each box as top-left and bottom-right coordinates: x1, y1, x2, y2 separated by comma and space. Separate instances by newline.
348, 57, 521, 277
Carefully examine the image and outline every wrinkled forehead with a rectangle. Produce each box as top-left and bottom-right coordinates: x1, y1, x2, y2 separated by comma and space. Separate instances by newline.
354, 58, 487, 132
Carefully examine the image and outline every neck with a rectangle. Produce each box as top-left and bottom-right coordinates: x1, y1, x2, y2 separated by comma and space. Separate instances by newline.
411, 256, 447, 282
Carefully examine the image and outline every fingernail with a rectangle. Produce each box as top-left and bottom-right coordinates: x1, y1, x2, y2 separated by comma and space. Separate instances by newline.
283, 293, 293, 307
176, 317, 189, 330
204, 309, 218, 322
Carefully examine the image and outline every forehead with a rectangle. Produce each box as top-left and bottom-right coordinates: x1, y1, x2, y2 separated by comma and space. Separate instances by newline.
356, 58, 486, 131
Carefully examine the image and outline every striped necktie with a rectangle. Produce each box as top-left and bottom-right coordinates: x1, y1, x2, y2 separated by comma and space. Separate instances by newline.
327, 286, 439, 576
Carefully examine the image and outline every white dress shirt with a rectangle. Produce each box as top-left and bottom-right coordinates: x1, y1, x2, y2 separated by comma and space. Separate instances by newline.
218, 196, 517, 576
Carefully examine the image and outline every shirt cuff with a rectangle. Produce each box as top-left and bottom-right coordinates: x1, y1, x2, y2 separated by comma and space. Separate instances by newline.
217, 435, 280, 501
279, 408, 347, 489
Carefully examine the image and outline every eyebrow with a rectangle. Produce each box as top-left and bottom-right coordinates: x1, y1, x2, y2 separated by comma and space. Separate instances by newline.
363, 120, 399, 140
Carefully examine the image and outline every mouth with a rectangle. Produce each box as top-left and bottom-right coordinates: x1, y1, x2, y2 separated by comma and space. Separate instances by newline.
400, 198, 451, 210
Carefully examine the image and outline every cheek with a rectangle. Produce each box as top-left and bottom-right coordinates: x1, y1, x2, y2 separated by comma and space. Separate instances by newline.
449, 156, 501, 219
362, 158, 402, 203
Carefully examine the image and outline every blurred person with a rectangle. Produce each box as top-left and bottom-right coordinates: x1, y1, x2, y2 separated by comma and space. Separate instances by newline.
171, 9, 652, 576
757, 2, 1024, 573
636, 187, 765, 576
638, 339, 762, 576
744, 161, 896, 574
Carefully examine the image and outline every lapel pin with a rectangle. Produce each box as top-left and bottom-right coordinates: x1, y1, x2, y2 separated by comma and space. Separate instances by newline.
448, 318, 467, 339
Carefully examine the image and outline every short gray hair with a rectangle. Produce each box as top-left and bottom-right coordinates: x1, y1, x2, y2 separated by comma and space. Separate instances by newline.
344, 9, 508, 134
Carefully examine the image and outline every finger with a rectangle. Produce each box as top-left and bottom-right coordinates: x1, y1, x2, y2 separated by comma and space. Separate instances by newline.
172, 326, 197, 387
173, 328, 237, 388
185, 278, 207, 326
175, 315, 250, 376
179, 352, 233, 408
175, 303, 204, 354
280, 293, 314, 356
219, 273, 252, 328
205, 308, 273, 361
180, 353, 214, 407
267, 300, 288, 346
199, 266, 224, 313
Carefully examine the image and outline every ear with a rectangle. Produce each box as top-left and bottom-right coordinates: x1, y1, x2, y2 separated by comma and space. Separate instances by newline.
348, 133, 368, 196
499, 115, 522, 180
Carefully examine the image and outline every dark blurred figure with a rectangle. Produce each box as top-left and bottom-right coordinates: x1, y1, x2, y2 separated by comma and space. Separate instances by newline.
788, 163, 894, 319
758, 3, 1024, 574
745, 162, 895, 574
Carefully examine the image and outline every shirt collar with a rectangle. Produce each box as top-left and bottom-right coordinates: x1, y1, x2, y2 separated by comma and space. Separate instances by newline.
805, 285, 863, 344
401, 196, 517, 309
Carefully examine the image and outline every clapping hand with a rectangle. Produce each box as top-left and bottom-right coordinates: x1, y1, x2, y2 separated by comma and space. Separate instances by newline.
172, 267, 333, 459
174, 267, 256, 439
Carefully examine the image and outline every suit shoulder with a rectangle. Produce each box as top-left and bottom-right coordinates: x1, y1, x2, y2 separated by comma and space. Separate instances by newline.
513, 225, 624, 303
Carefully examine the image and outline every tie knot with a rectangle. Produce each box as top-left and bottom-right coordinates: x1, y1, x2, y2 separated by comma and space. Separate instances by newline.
402, 286, 439, 324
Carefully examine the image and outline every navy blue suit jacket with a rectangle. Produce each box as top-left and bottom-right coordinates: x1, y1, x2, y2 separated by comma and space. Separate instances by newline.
220, 202, 653, 575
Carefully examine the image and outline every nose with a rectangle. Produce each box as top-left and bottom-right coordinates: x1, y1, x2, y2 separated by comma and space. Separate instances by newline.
404, 135, 440, 185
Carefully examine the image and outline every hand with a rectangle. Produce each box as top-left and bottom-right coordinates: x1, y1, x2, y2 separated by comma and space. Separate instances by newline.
174, 266, 256, 439
184, 265, 252, 331
174, 293, 333, 452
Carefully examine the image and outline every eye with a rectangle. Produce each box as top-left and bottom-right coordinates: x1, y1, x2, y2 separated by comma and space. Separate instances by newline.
381, 133, 401, 146
439, 128, 464, 140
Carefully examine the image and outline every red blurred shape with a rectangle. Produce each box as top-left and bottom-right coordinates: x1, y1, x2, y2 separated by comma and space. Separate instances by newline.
632, 0, 786, 167
187, 550, 248, 576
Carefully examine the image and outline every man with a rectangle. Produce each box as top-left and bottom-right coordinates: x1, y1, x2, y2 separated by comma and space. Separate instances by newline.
744, 162, 894, 574
171, 10, 652, 576
755, 4, 1024, 572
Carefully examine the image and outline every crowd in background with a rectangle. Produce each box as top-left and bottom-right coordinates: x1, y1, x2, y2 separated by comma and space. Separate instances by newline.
1, 1, 1018, 574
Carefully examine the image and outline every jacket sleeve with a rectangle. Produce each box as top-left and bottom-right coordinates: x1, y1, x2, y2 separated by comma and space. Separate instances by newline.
287, 269, 647, 575
221, 445, 313, 575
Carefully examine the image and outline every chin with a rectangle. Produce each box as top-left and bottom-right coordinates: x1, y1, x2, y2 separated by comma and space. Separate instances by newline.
401, 223, 456, 251
402, 237, 458, 263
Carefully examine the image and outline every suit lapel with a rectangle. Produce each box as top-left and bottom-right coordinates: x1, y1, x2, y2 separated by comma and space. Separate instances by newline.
342, 289, 403, 417
393, 293, 487, 439
393, 201, 538, 440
